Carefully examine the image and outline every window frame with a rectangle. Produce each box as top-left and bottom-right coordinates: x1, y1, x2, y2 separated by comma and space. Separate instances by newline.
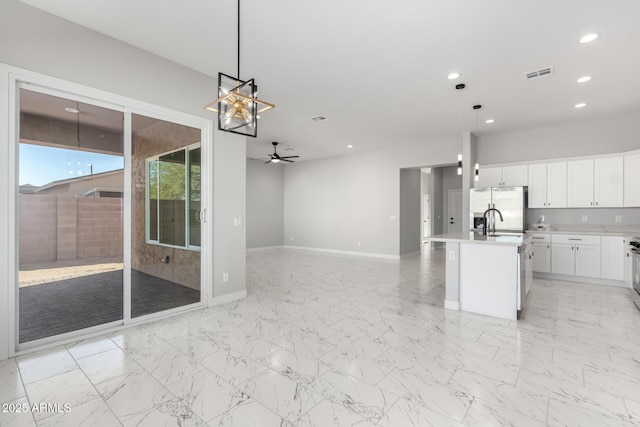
145, 141, 201, 251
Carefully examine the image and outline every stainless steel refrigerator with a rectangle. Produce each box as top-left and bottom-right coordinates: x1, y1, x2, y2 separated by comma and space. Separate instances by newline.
470, 187, 527, 232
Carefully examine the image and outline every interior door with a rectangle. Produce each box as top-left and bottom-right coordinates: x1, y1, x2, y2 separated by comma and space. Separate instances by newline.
448, 189, 463, 233
421, 194, 431, 252
422, 194, 431, 238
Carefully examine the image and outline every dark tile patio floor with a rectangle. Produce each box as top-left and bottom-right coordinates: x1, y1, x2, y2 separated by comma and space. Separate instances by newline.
19, 269, 200, 343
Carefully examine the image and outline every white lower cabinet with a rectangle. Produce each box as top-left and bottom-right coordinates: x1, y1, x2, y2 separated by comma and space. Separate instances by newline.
601, 236, 625, 280
551, 243, 575, 275
541, 233, 626, 283
550, 234, 601, 278
531, 234, 551, 273
575, 244, 601, 278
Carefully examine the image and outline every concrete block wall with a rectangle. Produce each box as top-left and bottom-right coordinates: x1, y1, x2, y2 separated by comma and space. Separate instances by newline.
76, 197, 123, 259
18, 195, 57, 264
18, 194, 123, 265
56, 196, 77, 260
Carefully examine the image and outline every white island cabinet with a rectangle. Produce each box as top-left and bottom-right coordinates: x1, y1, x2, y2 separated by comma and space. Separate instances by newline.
428, 232, 532, 320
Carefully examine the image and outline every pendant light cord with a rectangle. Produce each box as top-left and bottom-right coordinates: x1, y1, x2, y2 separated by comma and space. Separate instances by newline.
237, 0, 241, 79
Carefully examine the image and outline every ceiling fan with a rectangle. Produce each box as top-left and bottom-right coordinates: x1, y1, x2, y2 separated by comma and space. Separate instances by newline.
265, 142, 299, 164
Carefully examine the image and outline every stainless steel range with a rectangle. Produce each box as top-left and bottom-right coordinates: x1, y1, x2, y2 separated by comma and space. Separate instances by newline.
630, 239, 640, 310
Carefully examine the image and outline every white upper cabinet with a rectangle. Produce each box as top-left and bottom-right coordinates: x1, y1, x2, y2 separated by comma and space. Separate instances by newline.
479, 151, 632, 208
624, 153, 640, 207
502, 165, 528, 187
567, 157, 623, 208
527, 164, 547, 208
546, 162, 567, 208
527, 162, 566, 208
594, 157, 623, 207
567, 160, 595, 207
476, 165, 528, 188
476, 167, 502, 188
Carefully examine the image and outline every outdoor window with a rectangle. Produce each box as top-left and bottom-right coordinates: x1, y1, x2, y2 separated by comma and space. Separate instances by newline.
146, 143, 201, 250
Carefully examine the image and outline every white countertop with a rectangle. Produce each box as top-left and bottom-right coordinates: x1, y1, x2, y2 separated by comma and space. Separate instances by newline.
428, 232, 531, 246
526, 224, 640, 237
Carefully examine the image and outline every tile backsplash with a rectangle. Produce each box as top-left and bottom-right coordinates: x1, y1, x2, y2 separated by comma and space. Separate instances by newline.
527, 207, 640, 226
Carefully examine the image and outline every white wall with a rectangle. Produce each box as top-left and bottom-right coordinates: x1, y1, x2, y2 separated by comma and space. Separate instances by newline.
283, 136, 459, 257
246, 159, 284, 249
0, 0, 247, 359
399, 169, 421, 255
477, 111, 640, 165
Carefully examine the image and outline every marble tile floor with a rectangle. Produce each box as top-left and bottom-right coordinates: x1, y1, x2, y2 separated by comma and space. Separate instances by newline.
1, 247, 639, 426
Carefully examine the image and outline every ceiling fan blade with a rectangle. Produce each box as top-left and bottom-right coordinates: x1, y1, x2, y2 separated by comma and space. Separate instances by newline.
281, 159, 295, 163
264, 159, 272, 164
279, 155, 300, 159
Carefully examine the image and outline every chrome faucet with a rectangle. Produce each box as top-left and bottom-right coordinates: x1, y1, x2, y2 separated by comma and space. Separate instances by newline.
482, 207, 504, 236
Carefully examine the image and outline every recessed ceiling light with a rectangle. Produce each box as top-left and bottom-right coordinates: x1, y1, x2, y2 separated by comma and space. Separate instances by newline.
447, 73, 461, 80
485, 119, 495, 124
577, 76, 592, 83
575, 102, 587, 108
347, 145, 353, 148
64, 107, 79, 114
579, 33, 599, 44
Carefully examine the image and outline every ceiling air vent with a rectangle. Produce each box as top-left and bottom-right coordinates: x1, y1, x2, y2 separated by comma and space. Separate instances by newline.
311, 116, 327, 122
525, 66, 554, 80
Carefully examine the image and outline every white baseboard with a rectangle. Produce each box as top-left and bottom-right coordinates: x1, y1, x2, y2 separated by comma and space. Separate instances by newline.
283, 245, 400, 260
211, 290, 247, 306
247, 245, 284, 253
400, 251, 421, 259
533, 272, 629, 288
444, 300, 460, 310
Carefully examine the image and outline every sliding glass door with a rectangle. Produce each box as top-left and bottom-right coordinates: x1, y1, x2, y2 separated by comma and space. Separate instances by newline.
14, 82, 208, 350
130, 113, 201, 318
17, 88, 125, 343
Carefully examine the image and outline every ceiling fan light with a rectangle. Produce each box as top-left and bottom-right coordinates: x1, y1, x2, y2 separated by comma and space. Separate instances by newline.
271, 158, 280, 163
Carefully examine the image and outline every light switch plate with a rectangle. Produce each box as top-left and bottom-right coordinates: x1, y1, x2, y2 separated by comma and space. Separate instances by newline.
222, 272, 229, 283
233, 217, 243, 227
448, 251, 455, 261
581, 215, 588, 222
615, 215, 622, 223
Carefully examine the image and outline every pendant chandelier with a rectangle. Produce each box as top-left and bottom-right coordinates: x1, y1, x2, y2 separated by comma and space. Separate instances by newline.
204, 0, 274, 137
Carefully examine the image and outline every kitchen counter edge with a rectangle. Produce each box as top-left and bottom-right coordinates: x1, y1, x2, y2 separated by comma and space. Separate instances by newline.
428, 233, 532, 246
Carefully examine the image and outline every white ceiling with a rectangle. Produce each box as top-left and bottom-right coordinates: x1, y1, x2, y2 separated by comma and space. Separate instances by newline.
17, 0, 640, 162
20, 89, 160, 133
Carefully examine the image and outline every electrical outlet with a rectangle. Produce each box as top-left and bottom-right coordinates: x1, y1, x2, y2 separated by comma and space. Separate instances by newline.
222, 272, 229, 283
581, 215, 588, 222
615, 215, 622, 223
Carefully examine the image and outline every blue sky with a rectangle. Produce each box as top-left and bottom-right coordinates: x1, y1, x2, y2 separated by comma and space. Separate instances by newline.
19, 144, 124, 186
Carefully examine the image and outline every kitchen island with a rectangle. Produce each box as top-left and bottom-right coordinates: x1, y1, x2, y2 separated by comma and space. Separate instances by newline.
428, 232, 533, 320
